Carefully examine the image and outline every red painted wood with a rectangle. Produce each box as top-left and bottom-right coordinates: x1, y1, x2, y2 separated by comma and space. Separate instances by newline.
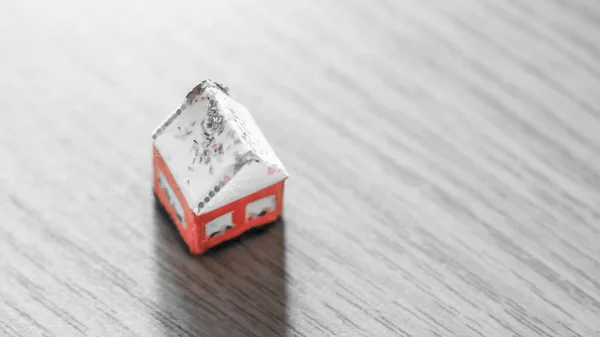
198, 181, 285, 253
153, 147, 199, 253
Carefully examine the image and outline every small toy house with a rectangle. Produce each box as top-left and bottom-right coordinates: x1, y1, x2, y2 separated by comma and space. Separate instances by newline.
152, 80, 288, 254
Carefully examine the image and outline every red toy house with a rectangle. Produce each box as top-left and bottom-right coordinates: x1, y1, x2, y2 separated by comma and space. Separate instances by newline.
152, 80, 288, 254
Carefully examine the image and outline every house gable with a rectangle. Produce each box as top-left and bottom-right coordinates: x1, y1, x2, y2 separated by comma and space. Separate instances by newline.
201, 160, 287, 213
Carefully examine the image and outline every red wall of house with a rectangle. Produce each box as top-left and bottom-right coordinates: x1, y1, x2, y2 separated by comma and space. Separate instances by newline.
197, 181, 285, 253
153, 147, 199, 252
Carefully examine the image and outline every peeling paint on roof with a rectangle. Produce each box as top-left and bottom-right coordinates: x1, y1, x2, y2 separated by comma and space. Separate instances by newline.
153, 80, 288, 214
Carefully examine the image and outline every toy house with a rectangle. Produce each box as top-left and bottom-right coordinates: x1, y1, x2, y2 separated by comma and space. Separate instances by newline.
152, 80, 288, 254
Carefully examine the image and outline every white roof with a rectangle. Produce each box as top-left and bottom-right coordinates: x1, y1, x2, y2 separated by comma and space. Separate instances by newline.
153, 80, 288, 214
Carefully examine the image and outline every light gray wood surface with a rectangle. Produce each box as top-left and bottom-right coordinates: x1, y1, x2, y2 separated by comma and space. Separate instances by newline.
1, 0, 599, 336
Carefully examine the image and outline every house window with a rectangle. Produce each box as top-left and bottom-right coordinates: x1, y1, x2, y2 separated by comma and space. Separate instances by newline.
246, 195, 276, 219
159, 171, 186, 228
205, 212, 233, 237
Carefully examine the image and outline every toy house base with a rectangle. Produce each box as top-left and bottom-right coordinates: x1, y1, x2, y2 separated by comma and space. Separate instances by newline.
152, 148, 285, 255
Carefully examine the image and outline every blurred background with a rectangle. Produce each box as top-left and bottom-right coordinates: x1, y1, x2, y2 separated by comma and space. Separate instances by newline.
1, 0, 599, 336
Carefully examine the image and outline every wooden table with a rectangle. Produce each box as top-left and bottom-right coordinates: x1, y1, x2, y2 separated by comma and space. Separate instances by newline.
1, 0, 599, 336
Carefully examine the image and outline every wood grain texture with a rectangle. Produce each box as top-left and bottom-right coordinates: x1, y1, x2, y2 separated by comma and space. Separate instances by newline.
1, 0, 599, 336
